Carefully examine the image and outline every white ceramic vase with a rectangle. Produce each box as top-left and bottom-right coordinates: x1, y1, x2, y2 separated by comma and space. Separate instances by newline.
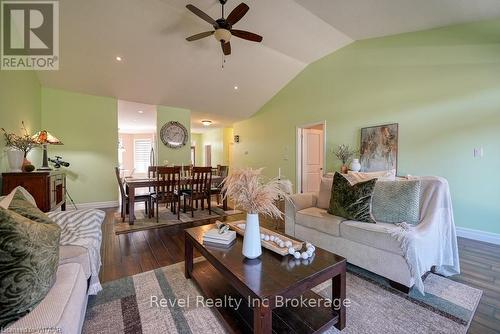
242, 213, 262, 259
7, 149, 24, 172
350, 158, 361, 172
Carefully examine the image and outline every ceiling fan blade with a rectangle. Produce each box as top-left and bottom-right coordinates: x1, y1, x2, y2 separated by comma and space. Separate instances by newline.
221, 41, 231, 56
226, 3, 249, 26
186, 4, 216, 26
186, 31, 214, 41
231, 29, 263, 43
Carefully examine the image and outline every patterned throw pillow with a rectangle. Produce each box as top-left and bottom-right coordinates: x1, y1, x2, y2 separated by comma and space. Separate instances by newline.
0, 207, 61, 329
372, 180, 421, 224
328, 172, 377, 223
7, 188, 55, 225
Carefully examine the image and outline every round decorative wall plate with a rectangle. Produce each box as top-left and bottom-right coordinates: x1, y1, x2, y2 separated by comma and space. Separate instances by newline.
160, 121, 188, 149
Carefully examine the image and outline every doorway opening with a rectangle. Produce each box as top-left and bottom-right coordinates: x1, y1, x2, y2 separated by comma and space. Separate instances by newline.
296, 122, 326, 193
117, 100, 157, 178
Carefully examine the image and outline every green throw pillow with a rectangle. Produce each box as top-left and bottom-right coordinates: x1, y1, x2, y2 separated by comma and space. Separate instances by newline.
372, 180, 421, 224
0, 208, 61, 329
328, 172, 376, 223
8, 189, 55, 225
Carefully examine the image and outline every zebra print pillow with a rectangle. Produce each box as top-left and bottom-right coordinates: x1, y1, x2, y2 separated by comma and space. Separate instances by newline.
0, 208, 61, 329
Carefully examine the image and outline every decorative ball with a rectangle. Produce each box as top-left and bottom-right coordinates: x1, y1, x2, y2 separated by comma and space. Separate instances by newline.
301, 252, 309, 259
279, 241, 285, 248
23, 164, 35, 172
294, 252, 301, 259
270, 236, 275, 242
307, 245, 316, 252
288, 247, 295, 255
260, 233, 265, 240
306, 242, 312, 249
264, 235, 270, 241
306, 249, 314, 257
285, 241, 292, 248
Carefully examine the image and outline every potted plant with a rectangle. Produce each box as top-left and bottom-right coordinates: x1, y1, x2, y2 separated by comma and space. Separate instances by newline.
222, 168, 291, 259
1, 122, 39, 172
333, 144, 358, 174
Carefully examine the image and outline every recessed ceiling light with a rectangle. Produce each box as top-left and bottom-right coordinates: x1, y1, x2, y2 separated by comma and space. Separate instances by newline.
234, 86, 239, 90
201, 120, 212, 126
138, 110, 144, 114
115, 56, 123, 62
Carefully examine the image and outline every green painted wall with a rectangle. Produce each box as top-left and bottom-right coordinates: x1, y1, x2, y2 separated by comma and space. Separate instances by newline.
0, 70, 41, 172
156, 105, 191, 165
41, 88, 118, 204
233, 19, 500, 234
199, 127, 233, 167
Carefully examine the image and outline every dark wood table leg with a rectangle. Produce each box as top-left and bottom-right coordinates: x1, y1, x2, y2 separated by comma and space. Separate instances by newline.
332, 269, 346, 330
222, 191, 228, 211
184, 234, 193, 279
128, 184, 135, 224
253, 304, 272, 334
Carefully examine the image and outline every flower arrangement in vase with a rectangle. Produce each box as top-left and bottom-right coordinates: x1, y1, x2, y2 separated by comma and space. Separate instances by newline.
222, 168, 291, 259
1, 122, 39, 172
333, 144, 358, 174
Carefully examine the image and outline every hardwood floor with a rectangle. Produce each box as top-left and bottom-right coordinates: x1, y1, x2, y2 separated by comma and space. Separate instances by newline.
99, 208, 500, 333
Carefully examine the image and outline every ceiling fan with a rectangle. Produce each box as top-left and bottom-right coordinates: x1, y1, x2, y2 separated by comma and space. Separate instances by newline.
185, 0, 263, 56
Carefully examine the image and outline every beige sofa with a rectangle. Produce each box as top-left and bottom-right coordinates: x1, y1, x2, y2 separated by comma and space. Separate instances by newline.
286, 174, 425, 290
5, 242, 94, 333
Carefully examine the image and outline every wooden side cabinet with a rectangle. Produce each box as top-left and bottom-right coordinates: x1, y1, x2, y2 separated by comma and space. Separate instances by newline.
1, 171, 66, 212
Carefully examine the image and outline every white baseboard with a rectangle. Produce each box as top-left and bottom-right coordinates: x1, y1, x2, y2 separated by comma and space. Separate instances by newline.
66, 200, 119, 211
456, 226, 500, 245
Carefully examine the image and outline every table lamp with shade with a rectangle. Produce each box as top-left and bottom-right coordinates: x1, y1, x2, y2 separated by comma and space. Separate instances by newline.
32, 130, 63, 170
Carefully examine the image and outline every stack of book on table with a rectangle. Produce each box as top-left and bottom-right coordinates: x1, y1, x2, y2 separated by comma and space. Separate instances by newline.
203, 228, 236, 248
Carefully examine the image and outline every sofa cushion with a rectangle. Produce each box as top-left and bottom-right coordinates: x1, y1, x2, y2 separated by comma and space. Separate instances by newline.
317, 177, 334, 209
372, 180, 421, 225
340, 220, 403, 255
328, 172, 376, 223
0, 208, 61, 329
6, 263, 88, 334
296, 207, 344, 237
7, 188, 55, 225
59, 245, 91, 279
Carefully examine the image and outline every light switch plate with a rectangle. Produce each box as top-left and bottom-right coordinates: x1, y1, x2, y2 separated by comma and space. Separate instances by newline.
473, 147, 484, 158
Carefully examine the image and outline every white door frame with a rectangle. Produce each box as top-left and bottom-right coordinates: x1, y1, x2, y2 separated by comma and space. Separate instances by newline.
296, 121, 327, 193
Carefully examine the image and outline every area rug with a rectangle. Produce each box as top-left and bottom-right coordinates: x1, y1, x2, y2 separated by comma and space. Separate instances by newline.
83, 261, 482, 334
114, 204, 243, 234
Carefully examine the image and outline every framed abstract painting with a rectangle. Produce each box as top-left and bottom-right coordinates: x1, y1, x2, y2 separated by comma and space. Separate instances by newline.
360, 123, 398, 172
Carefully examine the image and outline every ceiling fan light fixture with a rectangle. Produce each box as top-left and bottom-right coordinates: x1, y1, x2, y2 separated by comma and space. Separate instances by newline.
201, 120, 212, 126
214, 29, 231, 43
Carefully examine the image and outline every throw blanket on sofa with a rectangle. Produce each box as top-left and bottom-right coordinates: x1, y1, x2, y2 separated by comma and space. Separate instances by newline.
48, 209, 105, 295
390, 176, 460, 295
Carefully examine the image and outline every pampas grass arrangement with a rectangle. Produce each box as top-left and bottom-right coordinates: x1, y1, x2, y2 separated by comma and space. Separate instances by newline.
222, 168, 291, 220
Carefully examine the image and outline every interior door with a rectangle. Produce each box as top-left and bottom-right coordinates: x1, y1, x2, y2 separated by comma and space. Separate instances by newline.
302, 129, 324, 193
205, 145, 212, 167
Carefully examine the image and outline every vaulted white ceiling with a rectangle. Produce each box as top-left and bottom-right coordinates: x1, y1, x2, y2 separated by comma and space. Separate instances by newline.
37, 0, 500, 131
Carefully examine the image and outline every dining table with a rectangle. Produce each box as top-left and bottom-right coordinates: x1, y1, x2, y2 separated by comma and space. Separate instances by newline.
123, 175, 225, 224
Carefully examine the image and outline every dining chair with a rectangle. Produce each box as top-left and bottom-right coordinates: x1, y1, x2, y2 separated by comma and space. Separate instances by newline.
149, 166, 181, 220
183, 167, 212, 217
211, 165, 229, 205
114, 167, 151, 222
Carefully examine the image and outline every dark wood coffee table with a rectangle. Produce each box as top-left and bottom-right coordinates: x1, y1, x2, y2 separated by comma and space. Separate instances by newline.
184, 224, 346, 333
